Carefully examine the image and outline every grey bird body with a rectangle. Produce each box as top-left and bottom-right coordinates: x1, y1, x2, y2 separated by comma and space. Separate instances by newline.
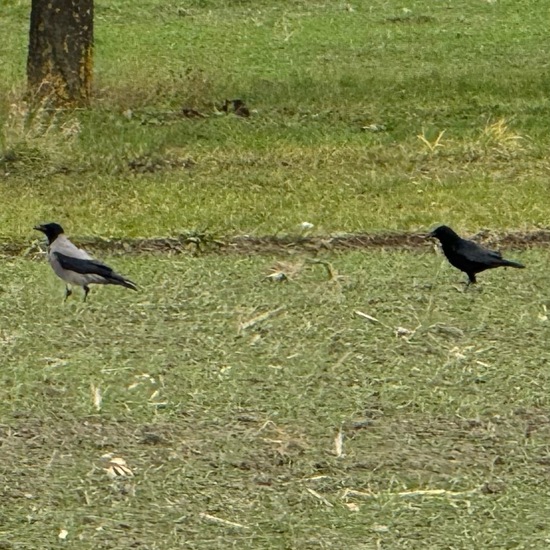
35, 223, 137, 301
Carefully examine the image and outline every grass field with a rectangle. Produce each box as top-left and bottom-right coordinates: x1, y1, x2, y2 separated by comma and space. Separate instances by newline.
2, 0, 550, 548
2, 248, 550, 548
1, 0, 550, 240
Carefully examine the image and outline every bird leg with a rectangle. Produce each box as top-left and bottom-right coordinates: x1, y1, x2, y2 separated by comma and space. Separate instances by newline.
64, 286, 72, 301
463, 273, 480, 292
83, 286, 90, 302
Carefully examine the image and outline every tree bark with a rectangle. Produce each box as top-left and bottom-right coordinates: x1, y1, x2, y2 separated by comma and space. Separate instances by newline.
27, 0, 94, 107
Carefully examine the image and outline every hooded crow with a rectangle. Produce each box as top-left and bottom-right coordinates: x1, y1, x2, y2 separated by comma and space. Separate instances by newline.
429, 225, 525, 285
34, 222, 138, 301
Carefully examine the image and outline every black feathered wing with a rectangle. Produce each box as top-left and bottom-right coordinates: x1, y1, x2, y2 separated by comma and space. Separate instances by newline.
53, 252, 138, 290
457, 240, 524, 269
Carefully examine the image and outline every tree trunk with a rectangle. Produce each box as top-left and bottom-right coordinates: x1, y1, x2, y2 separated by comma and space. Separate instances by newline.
27, 0, 94, 107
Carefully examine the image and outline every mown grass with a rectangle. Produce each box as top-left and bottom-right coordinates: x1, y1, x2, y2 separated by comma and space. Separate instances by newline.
1, 0, 550, 240
2, 249, 550, 548
1, 3, 549, 546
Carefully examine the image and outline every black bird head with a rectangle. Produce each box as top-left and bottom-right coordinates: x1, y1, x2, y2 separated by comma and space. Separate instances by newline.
428, 225, 461, 243
34, 222, 65, 244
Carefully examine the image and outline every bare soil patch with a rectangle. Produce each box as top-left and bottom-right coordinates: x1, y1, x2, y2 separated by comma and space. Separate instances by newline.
3, 229, 550, 259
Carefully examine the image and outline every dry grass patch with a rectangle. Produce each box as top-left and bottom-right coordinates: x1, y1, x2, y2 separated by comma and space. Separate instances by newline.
2, 249, 550, 547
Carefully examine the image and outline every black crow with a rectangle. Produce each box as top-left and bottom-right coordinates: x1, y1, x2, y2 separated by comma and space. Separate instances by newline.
35, 223, 137, 301
429, 225, 525, 285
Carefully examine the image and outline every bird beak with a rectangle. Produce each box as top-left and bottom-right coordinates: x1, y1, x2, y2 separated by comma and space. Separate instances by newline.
34, 225, 46, 233
426, 230, 436, 239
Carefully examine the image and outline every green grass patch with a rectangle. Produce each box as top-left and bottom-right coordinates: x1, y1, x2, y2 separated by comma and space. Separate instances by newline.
2, 0, 550, 239
2, 2, 550, 547
2, 249, 550, 547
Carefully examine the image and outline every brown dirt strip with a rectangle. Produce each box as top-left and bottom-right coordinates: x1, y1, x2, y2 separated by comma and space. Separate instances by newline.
2, 230, 550, 258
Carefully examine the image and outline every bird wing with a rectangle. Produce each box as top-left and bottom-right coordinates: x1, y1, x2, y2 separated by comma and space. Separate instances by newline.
459, 240, 503, 264
53, 252, 115, 278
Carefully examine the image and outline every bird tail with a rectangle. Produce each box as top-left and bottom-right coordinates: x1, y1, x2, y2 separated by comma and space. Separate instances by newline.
120, 278, 138, 291
107, 273, 138, 290
501, 259, 525, 269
